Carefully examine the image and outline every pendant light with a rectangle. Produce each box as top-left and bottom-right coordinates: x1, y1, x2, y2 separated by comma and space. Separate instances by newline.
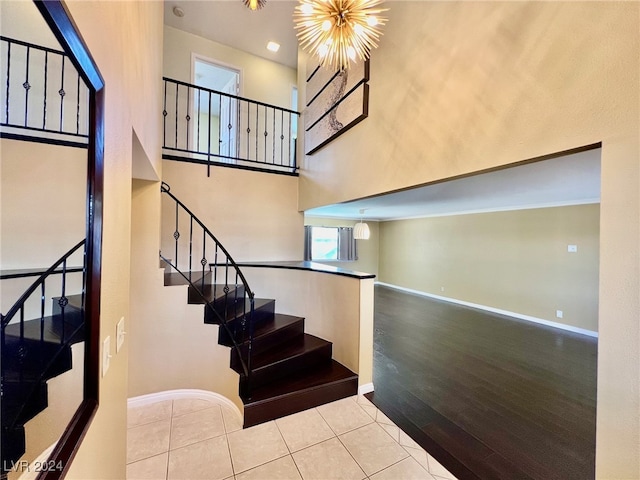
354, 209, 370, 240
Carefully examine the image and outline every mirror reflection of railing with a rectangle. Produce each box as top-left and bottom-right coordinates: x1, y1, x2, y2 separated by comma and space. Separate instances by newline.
162, 77, 300, 176
0, 36, 90, 146
0, 239, 86, 475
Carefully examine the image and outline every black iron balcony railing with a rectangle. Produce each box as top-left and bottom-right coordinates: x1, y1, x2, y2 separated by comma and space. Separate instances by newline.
0, 36, 89, 146
162, 77, 300, 176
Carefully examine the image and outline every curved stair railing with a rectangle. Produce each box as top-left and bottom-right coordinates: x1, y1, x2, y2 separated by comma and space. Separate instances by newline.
1, 239, 86, 474
160, 182, 256, 396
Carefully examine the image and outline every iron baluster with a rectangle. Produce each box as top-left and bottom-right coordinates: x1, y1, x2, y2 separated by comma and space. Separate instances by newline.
40, 280, 46, 342
174, 201, 179, 267
185, 86, 191, 151
24, 45, 31, 127
201, 229, 206, 289
5, 41, 10, 124
217, 94, 222, 157
246, 101, 250, 160
61, 258, 67, 343
263, 105, 268, 164
255, 102, 259, 162
196, 88, 201, 152
76, 72, 80, 134
42, 51, 48, 129
280, 109, 284, 166
207, 91, 212, 177
174, 82, 179, 149
59, 55, 65, 131
213, 244, 219, 286
189, 216, 193, 279
162, 80, 167, 149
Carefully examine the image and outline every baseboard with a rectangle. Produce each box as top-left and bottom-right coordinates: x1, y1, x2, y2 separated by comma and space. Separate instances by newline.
17, 442, 57, 480
127, 389, 242, 419
375, 282, 598, 338
358, 383, 374, 395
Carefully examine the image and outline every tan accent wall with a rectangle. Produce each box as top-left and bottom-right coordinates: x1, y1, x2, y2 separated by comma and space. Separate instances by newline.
304, 216, 379, 276
162, 160, 303, 262
379, 205, 599, 332
298, 3, 638, 475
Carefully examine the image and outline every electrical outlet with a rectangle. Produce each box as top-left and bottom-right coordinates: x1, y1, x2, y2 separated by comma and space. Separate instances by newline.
102, 336, 112, 377
116, 317, 126, 353
441, 286, 445, 292
556, 310, 564, 319
567, 245, 578, 253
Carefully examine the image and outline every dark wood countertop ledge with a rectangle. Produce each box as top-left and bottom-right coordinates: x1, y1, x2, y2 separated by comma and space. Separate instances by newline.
233, 261, 376, 280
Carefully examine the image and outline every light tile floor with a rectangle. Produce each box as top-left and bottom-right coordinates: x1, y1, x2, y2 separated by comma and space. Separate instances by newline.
127, 394, 458, 480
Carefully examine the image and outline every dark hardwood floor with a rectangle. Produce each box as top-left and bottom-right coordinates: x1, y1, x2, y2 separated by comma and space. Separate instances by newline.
366, 285, 597, 480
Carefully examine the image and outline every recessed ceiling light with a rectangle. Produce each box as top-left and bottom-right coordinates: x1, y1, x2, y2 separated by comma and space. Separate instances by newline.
266, 41, 280, 53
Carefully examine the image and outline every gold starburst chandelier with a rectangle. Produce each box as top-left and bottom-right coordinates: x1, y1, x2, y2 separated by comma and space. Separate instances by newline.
294, 0, 388, 71
244, 0, 266, 11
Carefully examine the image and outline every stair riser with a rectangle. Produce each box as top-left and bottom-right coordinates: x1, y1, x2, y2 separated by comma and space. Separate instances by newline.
243, 377, 358, 428
229, 320, 304, 364
2, 382, 48, 427
1, 427, 26, 474
212, 301, 275, 337
188, 285, 246, 306
52, 296, 84, 328
236, 343, 333, 390
2, 340, 73, 382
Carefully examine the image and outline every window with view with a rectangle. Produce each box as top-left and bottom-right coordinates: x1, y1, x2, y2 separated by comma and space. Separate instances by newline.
311, 226, 338, 260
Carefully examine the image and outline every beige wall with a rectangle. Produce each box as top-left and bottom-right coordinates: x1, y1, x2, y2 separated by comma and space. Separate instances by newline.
164, 25, 296, 108
128, 179, 242, 410
0, 140, 86, 318
0, 140, 86, 269
56, 1, 164, 479
298, 2, 639, 477
304, 216, 379, 276
162, 160, 303, 262
379, 204, 600, 332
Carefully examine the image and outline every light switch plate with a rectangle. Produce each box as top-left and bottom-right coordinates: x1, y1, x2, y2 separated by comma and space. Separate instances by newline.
568, 245, 578, 253
116, 317, 125, 353
102, 336, 111, 377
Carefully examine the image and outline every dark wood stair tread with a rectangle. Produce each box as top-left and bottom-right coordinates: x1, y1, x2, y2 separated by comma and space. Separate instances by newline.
249, 333, 330, 370
244, 359, 357, 405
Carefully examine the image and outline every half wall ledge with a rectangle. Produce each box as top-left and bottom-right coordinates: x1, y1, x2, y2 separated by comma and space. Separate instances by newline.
238, 261, 376, 393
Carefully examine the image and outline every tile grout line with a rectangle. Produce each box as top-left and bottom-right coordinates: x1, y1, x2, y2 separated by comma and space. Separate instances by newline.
165, 400, 174, 480
273, 416, 306, 480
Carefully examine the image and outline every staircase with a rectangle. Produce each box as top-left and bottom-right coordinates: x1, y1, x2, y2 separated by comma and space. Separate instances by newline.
1, 244, 86, 477
160, 184, 358, 427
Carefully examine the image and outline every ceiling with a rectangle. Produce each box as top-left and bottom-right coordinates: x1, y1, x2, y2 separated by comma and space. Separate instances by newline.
163, 3, 601, 222
164, 0, 299, 69
305, 148, 602, 221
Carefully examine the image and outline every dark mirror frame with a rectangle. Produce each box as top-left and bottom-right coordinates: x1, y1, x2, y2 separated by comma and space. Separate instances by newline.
32, 1, 104, 478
